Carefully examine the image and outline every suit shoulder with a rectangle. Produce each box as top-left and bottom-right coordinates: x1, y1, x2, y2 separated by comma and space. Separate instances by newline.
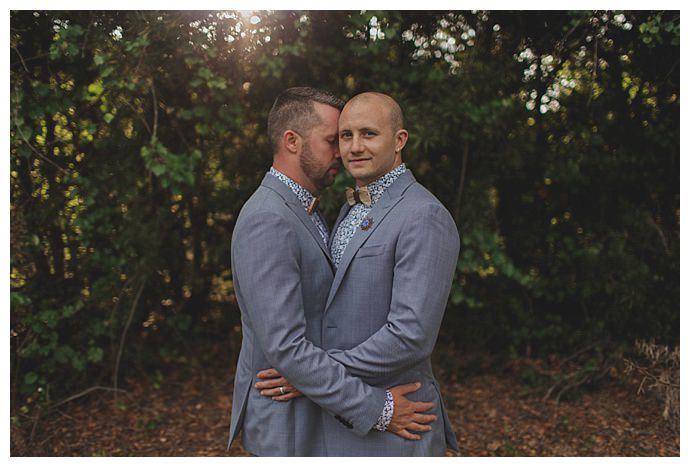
404, 182, 453, 217
400, 182, 460, 243
237, 186, 290, 223
233, 188, 297, 243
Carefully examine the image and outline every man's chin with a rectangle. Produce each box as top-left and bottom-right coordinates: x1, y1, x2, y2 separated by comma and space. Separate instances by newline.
345, 169, 372, 185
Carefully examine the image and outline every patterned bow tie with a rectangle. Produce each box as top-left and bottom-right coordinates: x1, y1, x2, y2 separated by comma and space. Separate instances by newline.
345, 186, 372, 207
307, 197, 320, 215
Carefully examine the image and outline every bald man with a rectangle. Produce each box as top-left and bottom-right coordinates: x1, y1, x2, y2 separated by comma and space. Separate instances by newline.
258, 92, 461, 456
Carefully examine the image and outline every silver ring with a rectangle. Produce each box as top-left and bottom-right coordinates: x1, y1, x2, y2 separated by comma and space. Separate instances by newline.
279, 386, 285, 395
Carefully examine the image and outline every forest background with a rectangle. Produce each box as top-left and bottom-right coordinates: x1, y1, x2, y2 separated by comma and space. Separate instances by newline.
9, 9, 680, 455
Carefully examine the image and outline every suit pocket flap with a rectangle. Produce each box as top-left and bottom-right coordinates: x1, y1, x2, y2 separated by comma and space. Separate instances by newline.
355, 244, 385, 258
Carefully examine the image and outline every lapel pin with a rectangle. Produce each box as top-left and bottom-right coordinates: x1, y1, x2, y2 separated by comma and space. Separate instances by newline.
360, 216, 374, 231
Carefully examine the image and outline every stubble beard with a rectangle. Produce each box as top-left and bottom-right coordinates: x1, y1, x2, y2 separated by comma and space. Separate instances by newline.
300, 143, 335, 193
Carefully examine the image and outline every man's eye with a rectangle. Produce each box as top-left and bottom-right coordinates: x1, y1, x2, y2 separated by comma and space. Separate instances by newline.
340, 133, 352, 139
365, 131, 377, 137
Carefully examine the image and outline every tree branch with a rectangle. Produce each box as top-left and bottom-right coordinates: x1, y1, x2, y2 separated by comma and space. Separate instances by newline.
113, 279, 146, 391
453, 139, 469, 222
647, 216, 671, 256
117, 95, 152, 135
50, 385, 127, 410
81, 12, 94, 58
151, 80, 158, 142
11, 45, 30, 73
587, 36, 598, 107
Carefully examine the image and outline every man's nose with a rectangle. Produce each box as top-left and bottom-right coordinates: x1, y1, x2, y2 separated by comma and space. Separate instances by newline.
351, 136, 364, 153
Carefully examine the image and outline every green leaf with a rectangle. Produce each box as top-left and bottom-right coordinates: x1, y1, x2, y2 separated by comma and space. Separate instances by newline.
66, 43, 79, 56
69, 25, 85, 36
72, 355, 86, 371
10, 292, 31, 308
151, 163, 166, 176
450, 287, 462, 305
88, 81, 104, 96
24, 372, 38, 385
54, 345, 74, 364
87, 347, 103, 363
198, 67, 213, 79
61, 305, 77, 318
49, 43, 61, 60
35, 83, 51, 97
194, 123, 208, 135
20, 126, 33, 139
40, 310, 59, 328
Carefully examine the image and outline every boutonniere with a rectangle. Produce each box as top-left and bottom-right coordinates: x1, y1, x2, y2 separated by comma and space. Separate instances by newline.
360, 216, 374, 231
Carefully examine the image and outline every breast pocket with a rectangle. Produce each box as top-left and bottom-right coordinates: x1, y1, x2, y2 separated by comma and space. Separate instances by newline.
355, 244, 385, 258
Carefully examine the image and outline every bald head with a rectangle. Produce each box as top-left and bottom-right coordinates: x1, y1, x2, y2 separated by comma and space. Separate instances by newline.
338, 91, 409, 186
344, 92, 404, 132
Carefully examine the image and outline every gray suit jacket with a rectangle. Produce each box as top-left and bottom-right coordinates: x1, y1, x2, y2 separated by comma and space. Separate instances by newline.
229, 173, 387, 456
320, 170, 461, 456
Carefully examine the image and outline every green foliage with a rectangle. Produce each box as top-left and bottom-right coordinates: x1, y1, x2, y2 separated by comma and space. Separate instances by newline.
140, 140, 202, 191
10, 10, 678, 406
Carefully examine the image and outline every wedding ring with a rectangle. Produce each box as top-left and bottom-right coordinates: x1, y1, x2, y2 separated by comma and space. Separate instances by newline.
279, 386, 285, 395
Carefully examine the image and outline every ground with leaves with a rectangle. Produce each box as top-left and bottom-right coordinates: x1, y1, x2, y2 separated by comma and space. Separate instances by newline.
11, 348, 679, 457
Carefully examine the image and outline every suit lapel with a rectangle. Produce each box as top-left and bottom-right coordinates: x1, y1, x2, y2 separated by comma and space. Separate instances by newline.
324, 170, 417, 311
261, 173, 333, 264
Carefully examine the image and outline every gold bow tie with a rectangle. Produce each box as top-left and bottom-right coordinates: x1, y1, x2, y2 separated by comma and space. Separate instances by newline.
345, 187, 372, 207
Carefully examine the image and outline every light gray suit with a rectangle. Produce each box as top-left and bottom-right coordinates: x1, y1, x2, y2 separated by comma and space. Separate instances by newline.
229, 173, 387, 456
228, 170, 460, 456
321, 170, 461, 456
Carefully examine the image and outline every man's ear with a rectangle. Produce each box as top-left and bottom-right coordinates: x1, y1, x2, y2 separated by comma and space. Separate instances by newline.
395, 129, 409, 154
283, 130, 302, 154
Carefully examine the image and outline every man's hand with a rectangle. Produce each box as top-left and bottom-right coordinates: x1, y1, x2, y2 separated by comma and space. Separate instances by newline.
255, 368, 304, 401
387, 382, 437, 441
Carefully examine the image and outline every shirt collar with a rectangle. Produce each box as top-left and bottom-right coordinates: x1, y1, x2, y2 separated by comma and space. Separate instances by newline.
269, 167, 316, 212
360, 163, 407, 206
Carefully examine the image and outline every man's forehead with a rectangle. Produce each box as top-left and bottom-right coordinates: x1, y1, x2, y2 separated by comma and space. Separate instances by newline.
344, 95, 387, 112
340, 102, 386, 125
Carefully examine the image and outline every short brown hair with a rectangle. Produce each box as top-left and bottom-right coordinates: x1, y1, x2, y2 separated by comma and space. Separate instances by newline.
267, 87, 344, 153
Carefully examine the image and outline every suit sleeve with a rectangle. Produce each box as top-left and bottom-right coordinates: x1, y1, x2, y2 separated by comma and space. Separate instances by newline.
326, 204, 460, 379
232, 210, 386, 436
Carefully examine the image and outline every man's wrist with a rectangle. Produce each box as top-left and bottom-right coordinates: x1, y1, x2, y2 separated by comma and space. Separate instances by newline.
372, 389, 394, 432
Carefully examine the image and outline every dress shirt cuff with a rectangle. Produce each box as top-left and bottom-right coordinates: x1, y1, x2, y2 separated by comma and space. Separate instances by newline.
372, 389, 394, 432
